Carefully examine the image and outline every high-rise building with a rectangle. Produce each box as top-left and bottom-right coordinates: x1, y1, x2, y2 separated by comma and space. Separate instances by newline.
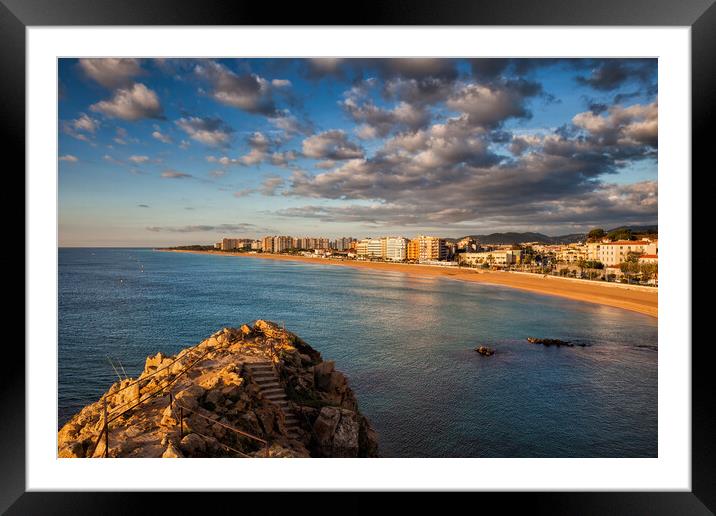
273, 235, 293, 253
261, 236, 274, 253
356, 238, 384, 258
408, 236, 448, 262
385, 237, 409, 261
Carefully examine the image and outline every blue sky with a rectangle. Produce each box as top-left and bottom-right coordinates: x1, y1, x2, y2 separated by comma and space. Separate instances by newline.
58, 58, 657, 246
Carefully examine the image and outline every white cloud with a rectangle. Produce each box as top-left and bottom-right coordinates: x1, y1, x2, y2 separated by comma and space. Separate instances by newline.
175, 116, 233, 147
78, 58, 143, 88
90, 83, 163, 121
152, 130, 173, 144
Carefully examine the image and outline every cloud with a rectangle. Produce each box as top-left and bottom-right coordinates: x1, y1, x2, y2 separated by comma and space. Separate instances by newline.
233, 188, 255, 198
128, 155, 150, 164
90, 83, 163, 121
268, 110, 313, 137
146, 223, 256, 233
572, 102, 658, 147
59, 154, 78, 162
209, 169, 226, 178
137, 204, 150, 208
238, 132, 271, 165
78, 58, 143, 88
259, 176, 285, 196
576, 60, 655, 91
343, 97, 430, 138
302, 130, 364, 160
175, 116, 233, 147
161, 170, 193, 179
305, 58, 459, 82
446, 80, 542, 128
62, 113, 99, 141
277, 100, 657, 231
152, 130, 173, 144
194, 60, 281, 115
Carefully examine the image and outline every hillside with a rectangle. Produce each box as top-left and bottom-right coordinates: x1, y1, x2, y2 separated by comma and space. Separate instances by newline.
457, 225, 657, 245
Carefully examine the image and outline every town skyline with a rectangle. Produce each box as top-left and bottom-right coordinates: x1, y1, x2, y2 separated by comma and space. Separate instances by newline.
59, 58, 658, 247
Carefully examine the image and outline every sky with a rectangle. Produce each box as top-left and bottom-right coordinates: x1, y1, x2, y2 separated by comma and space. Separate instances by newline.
58, 58, 658, 246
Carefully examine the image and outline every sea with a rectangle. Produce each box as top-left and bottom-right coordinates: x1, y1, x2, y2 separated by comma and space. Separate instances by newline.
59, 248, 658, 457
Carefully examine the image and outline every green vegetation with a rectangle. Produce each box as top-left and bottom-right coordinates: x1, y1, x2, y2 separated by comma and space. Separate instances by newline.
587, 228, 606, 241
607, 228, 635, 241
619, 252, 658, 284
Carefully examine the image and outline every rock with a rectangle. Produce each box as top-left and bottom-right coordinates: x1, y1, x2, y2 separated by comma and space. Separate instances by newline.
313, 361, 335, 390
474, 346, 495, 356
162, 441, 184, 458
312, 406, 360, 457
179, 433, 206, 456
203, 389, 224, 409
145, 352, 166, 371
58, 322, 378, 458
58, 440, 86, 458
526, 337, 573, 347
358, 416, 380, 458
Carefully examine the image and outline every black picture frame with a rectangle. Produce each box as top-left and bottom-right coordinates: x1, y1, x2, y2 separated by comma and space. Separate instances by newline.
4, 0, 711, 513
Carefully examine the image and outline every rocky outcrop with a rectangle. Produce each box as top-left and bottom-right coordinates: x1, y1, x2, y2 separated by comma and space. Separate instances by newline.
58, 320, 379, 458
474, 346, 495, 356
526, 337, 572, 347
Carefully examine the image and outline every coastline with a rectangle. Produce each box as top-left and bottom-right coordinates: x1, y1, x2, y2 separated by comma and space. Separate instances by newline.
157, 249, 658, 319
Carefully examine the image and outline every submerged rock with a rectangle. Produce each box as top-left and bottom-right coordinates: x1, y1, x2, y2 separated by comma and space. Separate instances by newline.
474, 346, 495, 356
58, 320, 379, 458
526, 337, 573, 347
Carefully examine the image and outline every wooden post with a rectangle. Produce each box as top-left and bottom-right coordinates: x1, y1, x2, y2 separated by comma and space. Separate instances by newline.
179, 407, 184, 439
103, 398, 109, 458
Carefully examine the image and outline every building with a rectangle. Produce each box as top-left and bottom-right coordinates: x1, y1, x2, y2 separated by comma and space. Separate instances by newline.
273, 236, 293, 253
356, 238, 384, 258
596, 240, 657, 266
261, 236, 274, 253
385, 237, 409, 261
408, 236, 448, 262
638, 254, 658, 264
332, 237, 356, 251
458, 250, 522, 267
556, 245, 588, 263
220, 238, 252, 251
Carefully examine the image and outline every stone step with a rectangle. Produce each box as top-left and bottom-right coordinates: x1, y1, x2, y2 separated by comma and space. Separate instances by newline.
254, 375, 278, 382
265, 394, 287, 401
260, 386, 284, 394
246, 364, 274, 370
255, 380, 279, 387
254, 378, 279, 385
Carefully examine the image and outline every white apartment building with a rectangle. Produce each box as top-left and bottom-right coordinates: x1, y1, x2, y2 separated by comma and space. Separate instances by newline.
273, 236, 293, 253
356, 238, 384, 258
596, 240, 657, 266
459, 250, 522, 266
556, 245, 588, 263
385, 237, 409, 261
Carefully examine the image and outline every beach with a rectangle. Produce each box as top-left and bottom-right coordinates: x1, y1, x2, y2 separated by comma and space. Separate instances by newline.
159, 250, 658, 318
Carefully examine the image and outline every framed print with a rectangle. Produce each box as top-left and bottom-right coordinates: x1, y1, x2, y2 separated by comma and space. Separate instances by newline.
5, 0, 713, 512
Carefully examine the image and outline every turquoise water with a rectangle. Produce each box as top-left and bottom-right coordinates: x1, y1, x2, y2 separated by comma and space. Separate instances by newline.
59, 248, 658, 457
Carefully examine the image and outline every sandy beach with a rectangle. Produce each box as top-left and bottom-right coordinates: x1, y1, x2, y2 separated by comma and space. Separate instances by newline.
159, 249, 658, 319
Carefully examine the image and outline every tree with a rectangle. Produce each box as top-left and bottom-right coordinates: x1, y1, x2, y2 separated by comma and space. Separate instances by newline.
587, 228, 606, 242
607, 228, 634, 241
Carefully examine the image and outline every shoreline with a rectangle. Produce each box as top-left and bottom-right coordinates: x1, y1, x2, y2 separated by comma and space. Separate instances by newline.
157, 249, 658, 319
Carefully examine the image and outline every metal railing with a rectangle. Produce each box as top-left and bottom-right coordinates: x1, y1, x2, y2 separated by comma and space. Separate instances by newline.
90, 347, 212, 457
89, 349, 272, 458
